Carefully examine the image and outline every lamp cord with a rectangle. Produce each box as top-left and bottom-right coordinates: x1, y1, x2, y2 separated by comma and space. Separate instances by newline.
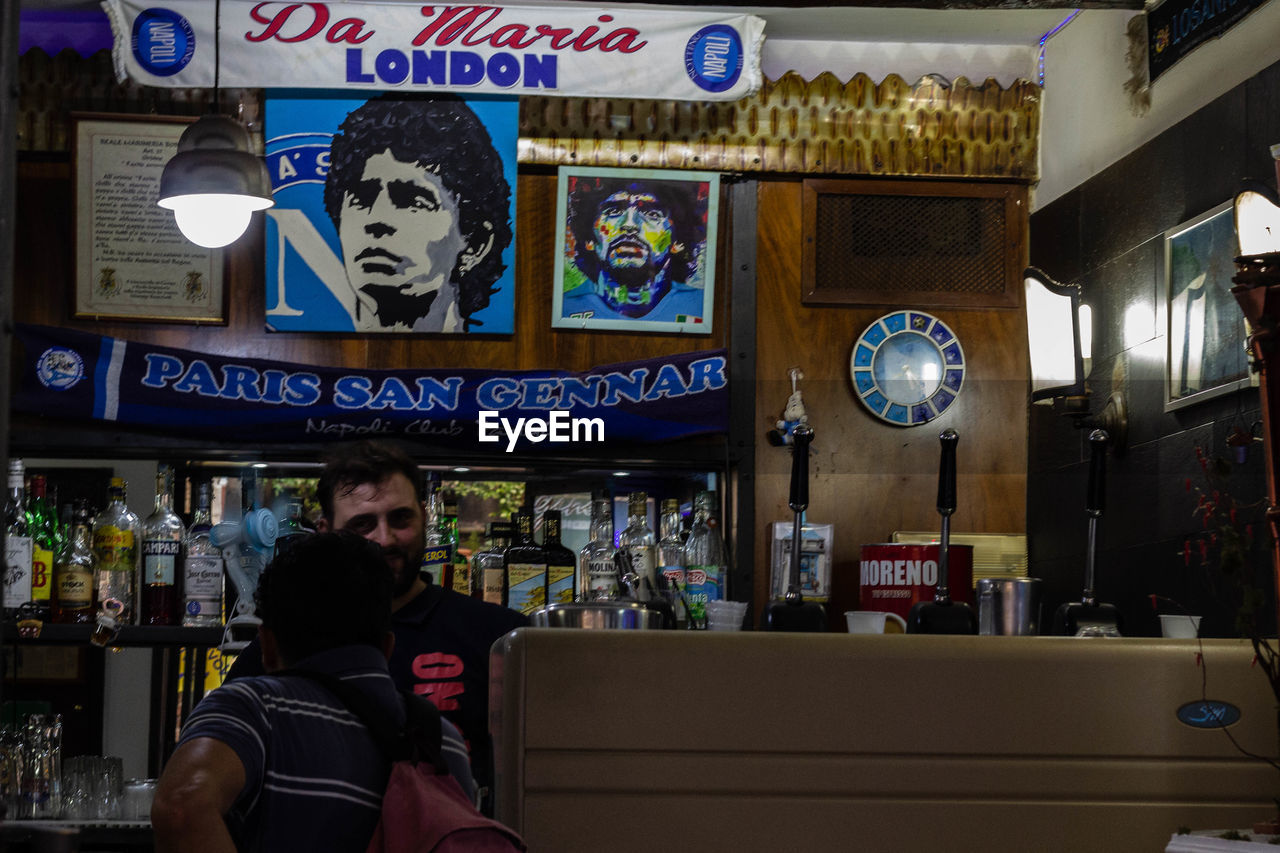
213, 0, 221, 114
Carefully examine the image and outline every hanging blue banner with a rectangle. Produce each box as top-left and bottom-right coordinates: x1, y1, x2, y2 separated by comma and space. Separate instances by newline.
1147, 0, 1270, 83
13, 324, 728, 450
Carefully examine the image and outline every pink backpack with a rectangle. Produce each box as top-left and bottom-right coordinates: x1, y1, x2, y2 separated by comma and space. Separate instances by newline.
284, 669, 526, 853
371, 759, 524, 853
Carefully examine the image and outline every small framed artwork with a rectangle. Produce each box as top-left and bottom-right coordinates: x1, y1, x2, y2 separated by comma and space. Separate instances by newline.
552, 166, 719, 333
72, 113, 226, 324
1162, 200, 1252, 412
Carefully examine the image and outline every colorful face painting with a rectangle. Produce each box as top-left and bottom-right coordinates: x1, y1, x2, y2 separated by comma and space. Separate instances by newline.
552, 167, 720, 334
264, 92, 518, 334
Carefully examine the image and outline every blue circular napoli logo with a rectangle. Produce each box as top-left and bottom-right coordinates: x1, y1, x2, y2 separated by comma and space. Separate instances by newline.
685, 25, 743, 93
36, 347, 85, 391
132, 8, 196, 77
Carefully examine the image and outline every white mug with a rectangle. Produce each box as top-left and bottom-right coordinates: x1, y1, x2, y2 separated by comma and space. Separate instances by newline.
1159, 614, 1201, 639
845, 610, 907, 634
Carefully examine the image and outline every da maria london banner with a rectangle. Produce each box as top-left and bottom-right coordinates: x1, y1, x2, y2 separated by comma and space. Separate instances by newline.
102, 2, 766, 101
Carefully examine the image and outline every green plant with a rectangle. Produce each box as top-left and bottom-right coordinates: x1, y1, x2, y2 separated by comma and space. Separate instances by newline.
447, 480, 526, 521
1180, 442, 1280, 780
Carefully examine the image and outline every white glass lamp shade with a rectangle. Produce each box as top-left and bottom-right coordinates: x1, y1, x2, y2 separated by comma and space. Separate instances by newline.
1024, 266, 1084, 402
1234, 182, 1280, 257
157, 115, 274, 248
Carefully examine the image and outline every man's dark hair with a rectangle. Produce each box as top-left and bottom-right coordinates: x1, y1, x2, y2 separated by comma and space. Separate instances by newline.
567, 177, 707, 284
317, 440, 422, 522
323, 94, 513, 325
255, 531, 393, 664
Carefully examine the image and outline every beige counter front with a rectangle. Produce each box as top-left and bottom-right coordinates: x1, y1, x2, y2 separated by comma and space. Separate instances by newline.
490, 630, 1277, 852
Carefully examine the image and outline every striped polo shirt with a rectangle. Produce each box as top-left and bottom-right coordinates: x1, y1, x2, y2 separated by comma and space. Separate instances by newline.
179, 644, 474, 853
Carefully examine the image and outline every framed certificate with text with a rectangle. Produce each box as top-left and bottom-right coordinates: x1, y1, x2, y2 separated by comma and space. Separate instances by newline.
73, 114, 226, 324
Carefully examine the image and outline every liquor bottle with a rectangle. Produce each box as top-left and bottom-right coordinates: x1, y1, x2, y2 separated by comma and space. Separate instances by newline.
26, 475, 56, 617
444, 491, 471, 596
141, 465, 184, 625
274, 491, 313, 556
504, 510, 546, 615
4, 459, 32, 613
618, 492, 657, 600
542, 510, 576, 607
475, 521, 512, 605
578, 497, 618, 601
92, 477, 140, 623
52, 500, 95, 624
683, 490, 728, 626
182, 481, 223, 628
422, 480, 451, 589
657, 498, 687, 627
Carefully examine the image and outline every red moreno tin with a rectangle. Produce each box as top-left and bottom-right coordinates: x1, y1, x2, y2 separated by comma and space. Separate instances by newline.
858, 543, 974, 623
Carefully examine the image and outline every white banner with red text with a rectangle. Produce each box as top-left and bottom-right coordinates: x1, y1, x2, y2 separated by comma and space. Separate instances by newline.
102, 1, 765, 101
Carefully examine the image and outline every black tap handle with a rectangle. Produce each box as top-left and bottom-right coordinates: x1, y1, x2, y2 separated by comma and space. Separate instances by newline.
1087, 429, 1108, 517
937, 429, 958, 517
789, 425, 813, 513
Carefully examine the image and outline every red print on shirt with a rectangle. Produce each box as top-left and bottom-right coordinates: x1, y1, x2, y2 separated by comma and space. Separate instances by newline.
411, 652, 465, 711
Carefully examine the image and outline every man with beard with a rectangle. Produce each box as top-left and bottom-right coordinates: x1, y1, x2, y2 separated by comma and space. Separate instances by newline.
323, 95, 512, 333
561, 178, 708, 323
225, 441, 526, 811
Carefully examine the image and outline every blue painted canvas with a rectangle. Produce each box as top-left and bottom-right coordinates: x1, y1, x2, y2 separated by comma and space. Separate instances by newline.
264, 91, 517, 334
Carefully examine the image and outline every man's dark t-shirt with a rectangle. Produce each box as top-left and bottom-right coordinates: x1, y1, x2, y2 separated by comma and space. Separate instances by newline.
224, 577, 527, 796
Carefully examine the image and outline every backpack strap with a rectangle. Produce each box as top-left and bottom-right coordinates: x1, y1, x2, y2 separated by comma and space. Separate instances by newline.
276, 668, 448, 775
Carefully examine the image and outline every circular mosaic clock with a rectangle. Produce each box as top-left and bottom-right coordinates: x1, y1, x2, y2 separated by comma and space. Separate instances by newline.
850, 311, 965, 427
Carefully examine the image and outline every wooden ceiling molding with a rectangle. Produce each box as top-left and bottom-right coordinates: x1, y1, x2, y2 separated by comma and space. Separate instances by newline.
19, 49, 1039, 182
518, 72, 1040, 181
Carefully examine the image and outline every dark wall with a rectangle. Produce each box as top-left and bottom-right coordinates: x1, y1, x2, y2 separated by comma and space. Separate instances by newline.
1028, 58, 1280, 638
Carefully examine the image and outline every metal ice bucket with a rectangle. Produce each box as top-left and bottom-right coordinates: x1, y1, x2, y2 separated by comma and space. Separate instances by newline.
530, 601, 664, 630
977, 577, 1043, 636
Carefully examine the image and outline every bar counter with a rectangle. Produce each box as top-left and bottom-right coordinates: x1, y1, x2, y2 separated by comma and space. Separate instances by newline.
490, 630, 1278, 852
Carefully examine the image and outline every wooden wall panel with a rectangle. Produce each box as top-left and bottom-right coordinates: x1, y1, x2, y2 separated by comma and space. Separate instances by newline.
753, 179, 1028, 626
13, 165, 728, 376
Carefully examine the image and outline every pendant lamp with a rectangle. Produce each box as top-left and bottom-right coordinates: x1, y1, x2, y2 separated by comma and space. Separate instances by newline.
158, 115, 274, 248
156, 0, 273, 248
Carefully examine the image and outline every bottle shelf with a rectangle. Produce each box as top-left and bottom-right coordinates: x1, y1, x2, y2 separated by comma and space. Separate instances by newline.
2, 621, 225, 647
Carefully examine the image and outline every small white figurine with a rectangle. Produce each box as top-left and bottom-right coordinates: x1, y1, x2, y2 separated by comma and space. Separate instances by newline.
768, 367, 809, 446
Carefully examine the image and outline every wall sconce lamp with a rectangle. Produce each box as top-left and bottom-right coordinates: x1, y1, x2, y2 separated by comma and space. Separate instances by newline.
156, 0, 273, 248
1234, 180, 1280, 258
1230, 178, 1280, 634
1023, 265, 1128, 452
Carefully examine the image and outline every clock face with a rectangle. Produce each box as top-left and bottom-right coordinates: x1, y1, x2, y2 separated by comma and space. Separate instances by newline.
850, 311, 965, 426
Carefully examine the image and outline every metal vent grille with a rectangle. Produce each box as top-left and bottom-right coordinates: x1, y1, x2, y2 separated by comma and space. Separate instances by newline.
813, 193, 1005, 296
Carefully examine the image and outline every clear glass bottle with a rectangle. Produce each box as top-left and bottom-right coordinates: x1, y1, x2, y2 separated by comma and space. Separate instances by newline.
422, 480, 451, 589
141, 465, 184, 625
542, 510, 576, 607
26, 475, 56, 617
3, 459, 32, 613
92, 478, 139, 623
504, 510, 546, 615
618, 492, 657, 600
683, 490, 727, 626
475, 521, 512, 605
52, 500, 95, 624
274, 491, 312, 557
443, 490, 470, 596
578, 498, 618, 601
182, 481, 223, 628
657, 498, 687, 627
